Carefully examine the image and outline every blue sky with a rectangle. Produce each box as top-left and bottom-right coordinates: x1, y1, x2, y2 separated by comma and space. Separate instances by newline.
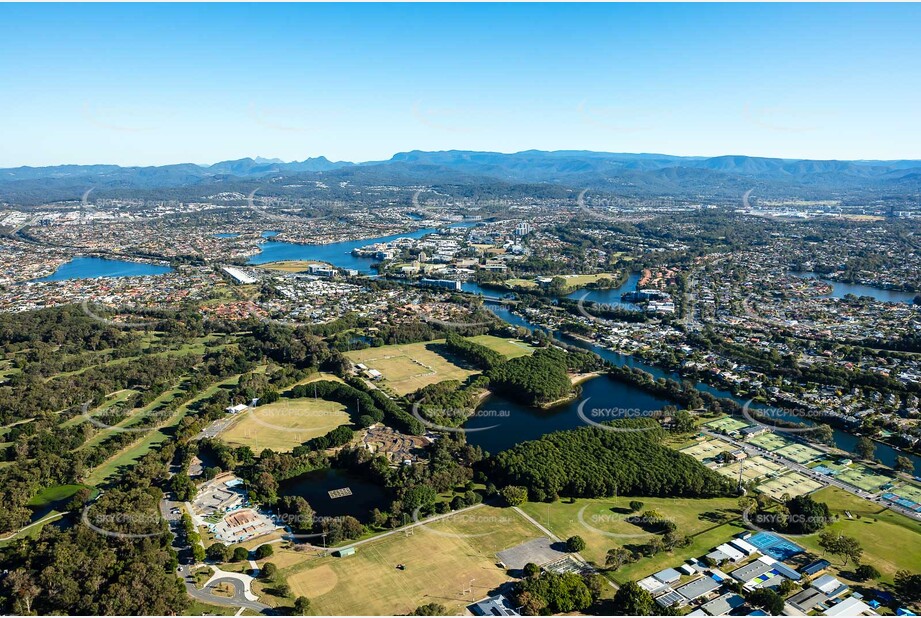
1, 3, 919, 166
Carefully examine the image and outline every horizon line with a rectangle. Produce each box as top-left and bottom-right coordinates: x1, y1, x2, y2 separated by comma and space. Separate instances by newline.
6, 148, 921, 170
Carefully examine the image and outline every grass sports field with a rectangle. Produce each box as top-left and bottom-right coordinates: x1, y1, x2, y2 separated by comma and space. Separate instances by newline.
705, 417, 752, 433
775, 442, 824, 464
344, 340, 477, 395
835, 464, 893, 493
519, 496, 742, 574
219, 398, 351, 452
747, 432, 793, 452
797, 487, 921, 582
756, 471, 823, 500
257, 260, 329, 273
680, 437, 735, 461
714, 455, 785, 483
500, 273, 621, 292
275, 506, 542, 615
465, 335, 535, 359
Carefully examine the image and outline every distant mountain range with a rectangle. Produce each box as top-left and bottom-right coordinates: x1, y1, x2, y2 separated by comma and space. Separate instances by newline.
2, 150, 920, 206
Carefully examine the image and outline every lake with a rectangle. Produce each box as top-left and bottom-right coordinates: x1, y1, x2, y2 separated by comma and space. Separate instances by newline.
35, 256, 173, 281
280, 468, 390, 521
466, 374, 674, 454
247, 224, 475, 274
792, 271, 917, 304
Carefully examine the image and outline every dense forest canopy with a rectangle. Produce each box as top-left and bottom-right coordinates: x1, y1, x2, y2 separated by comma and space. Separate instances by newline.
488, 419, 736, 501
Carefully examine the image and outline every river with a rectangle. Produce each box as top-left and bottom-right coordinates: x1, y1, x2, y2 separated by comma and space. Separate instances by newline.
249, 227, 919, 471
475, 303, 921, 473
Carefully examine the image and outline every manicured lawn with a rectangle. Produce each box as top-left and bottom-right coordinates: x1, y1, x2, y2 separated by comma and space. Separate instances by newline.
560, 273, 621, 289
775, 442, 824, 464
290, 372, 345, 388
344, 340, 478, 395
835, 464, 894, 494
257, 260, 329, 272
756, 471, 824, 500
615, 522, 748, 584
186, 600, 241, 615
519, 495, 743, 571
504, 278, 538, 289
748, 432, 792, 452
84, 370, 255, 486
796, 487, 921, 583
27, 484, 86, 507
59, 389, 139, 428
705, 417, 751, 433
79, 382, 185, 450
466, 335, 535, 359
220, 398, 350, 452
498, 273, 621, 292
279, 506, 541, 615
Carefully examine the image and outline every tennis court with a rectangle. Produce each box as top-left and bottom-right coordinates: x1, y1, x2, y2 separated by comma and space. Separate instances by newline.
757, 471, 823, 500
775, 443, 824, 464
747, 531, 805, 561
706, 417, 752, 433
749, 568, 782, 586
681, 438, 734, 461
836, 465, 893, 493
715, 455, 785, 483
747, 432, 792, 452
892, 483, 921, 504
882, 484, 921, 513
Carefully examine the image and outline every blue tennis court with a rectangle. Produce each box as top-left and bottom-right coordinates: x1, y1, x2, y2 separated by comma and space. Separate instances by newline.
882, 492, 921, 512
747, 531, 804, 561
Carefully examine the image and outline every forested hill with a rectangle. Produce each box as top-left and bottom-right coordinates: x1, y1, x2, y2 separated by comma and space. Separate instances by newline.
487, 419, 736, 502
4, 150, 921, 205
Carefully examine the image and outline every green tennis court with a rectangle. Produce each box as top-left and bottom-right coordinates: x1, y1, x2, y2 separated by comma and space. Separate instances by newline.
706, 417, 752, 433
681, 438, 734, 461
776, 443, 824, 464
715, 455, 785, 483
748, 432, 792, 452
757, 472, 823, 500
836, 465, 893, 494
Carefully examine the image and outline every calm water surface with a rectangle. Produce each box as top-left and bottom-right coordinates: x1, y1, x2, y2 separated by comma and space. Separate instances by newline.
35, 257, 172, 281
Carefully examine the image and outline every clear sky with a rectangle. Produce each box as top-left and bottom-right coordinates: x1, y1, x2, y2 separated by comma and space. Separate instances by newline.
1, 3, 920, 167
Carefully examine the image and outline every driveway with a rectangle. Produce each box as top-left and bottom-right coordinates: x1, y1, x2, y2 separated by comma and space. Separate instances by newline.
178, 565, 269, 612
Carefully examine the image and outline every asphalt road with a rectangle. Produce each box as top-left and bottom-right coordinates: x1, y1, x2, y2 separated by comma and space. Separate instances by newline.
160, 492, 271, 613
178, 565, 269, 612
704, 429, 921, 522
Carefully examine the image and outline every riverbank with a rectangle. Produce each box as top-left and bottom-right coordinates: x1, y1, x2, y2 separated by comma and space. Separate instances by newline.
478, 298, 921, 472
